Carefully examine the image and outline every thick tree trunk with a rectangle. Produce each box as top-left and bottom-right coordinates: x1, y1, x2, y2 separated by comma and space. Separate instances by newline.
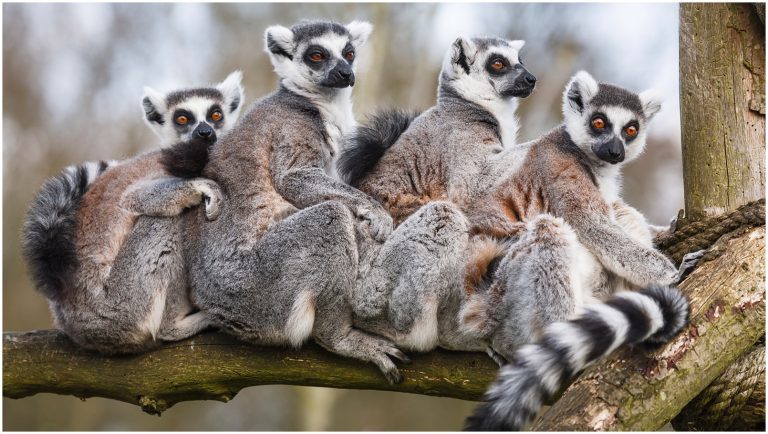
679, 3, 765, 221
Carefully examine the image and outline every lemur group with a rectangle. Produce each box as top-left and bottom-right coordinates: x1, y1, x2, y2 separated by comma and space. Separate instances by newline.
23, 20, 690, 430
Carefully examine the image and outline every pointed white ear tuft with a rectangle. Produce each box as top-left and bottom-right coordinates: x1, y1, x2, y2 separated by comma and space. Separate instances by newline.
509, 40, 525, 52
141, 86, 167, 126
346, 20, 373, 47
448, 36, 478, 74
217, 70, 245, 114
264, 25, 294, 59
562, 70, 599, 116
639, 89, 664, 120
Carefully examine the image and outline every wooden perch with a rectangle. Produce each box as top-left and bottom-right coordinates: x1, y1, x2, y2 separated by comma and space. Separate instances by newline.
4, 214, 764, 420
531, 225, 765, 431
3, 329, 498, 415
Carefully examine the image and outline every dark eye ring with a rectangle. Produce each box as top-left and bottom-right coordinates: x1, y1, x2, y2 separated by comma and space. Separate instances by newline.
344, 51, 355, 61
491, 58, 505, 71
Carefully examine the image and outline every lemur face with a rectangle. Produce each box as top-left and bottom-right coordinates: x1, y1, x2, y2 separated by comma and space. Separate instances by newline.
142, 71, 244, 146
264, 20, 372, 93
562, 71, 663, 166
441, 37, 536, 102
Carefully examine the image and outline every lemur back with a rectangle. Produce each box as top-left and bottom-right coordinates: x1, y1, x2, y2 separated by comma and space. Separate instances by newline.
21, 72, 244, 354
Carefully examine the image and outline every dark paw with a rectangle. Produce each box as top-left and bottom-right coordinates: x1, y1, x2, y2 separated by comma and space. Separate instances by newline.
384, 367, 404, 385
676, 249, 706, 283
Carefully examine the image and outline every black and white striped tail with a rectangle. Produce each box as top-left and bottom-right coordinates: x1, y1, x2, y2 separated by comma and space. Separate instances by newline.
464, 285, 689, 431
21, 160, 116, 300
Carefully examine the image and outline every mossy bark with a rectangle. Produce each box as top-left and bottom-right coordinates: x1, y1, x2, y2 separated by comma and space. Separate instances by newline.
3, 330, 499, 415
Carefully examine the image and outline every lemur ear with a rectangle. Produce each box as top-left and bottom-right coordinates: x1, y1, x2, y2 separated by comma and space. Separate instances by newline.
562, 70, 599, 116
449, 37, 478, 74
639, 89, 664, 120
217, 70, 244, 114
509, 40, 525, 52
264, 25, 294, 61
346, 21, 373, 48
141, 86, 167, 126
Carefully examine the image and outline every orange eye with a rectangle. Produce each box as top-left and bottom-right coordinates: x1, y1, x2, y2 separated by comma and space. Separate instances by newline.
592, 117, 605, 129
491, 60, 504, 71
625, 125, 638, 137
210, 111, 223, 122
175, 115, 188, 125
344, 51, 355, 61
309, 52, 324, 62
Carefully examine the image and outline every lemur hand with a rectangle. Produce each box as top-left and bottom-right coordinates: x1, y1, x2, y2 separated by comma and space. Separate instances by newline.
358, 203, 393, 242
193, 179, 223, 221
646, 249, 679, 286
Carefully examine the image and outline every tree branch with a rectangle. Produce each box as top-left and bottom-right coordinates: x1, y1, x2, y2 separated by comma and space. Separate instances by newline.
3, 329, 498, 415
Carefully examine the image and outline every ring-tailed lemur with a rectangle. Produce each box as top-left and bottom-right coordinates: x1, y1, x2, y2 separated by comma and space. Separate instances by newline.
338, 36, 536, 347
181, 20, 410, 384
340, 63, 688, 427
21, 71, 244, 354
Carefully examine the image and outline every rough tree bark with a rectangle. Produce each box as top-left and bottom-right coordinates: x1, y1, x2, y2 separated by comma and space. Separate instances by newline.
679, 3, 765, 221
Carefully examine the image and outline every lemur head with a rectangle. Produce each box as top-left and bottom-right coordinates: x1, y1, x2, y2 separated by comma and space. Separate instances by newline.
562, 71, 663, 166
142, 70, 244, 146
264, 20, 373, 95
439, 36, 536, 104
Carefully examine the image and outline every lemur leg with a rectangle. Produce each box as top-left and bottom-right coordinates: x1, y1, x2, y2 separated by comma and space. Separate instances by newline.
189, 201, 408, 383
156, 250, 214, 342
120, 177, 223, 221
489, 215, 602, 361
353, 201, 469, 351
59, 216, 196, 354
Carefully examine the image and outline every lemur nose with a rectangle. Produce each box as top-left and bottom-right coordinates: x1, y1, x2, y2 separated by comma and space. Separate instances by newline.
197, 129, 212, 138
339, 69, 352, 78
524, 73, 536, 85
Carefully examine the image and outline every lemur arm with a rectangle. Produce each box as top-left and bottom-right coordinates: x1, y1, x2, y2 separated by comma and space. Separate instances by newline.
271, 135, 393, 241
550, 173, 677, 287
120, 177, 223, 221
611, 200, 655, 247
463, 202, 527, 238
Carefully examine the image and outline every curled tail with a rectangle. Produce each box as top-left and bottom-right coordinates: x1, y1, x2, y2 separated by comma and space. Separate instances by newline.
464, 285, 689, 431
21, 160, 115, 300
338, 108, 420, 186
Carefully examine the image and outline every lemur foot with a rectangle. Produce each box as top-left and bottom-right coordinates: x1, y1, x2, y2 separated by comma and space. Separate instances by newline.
676, 249, 707, 284
486, 346, 508, 367
358, 203, 394, 242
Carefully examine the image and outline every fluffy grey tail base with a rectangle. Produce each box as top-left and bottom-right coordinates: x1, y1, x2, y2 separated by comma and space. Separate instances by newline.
160, 135, 215, 179
21, 161, 114, 300
337, 108, 420, 186
464, 285, 689, 431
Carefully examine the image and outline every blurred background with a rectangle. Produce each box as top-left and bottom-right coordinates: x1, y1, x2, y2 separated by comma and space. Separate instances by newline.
3, 3, 684, 430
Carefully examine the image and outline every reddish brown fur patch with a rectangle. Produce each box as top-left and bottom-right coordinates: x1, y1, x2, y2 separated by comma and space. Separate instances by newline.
75, 152, 166, 290
464, 236, 507, 295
